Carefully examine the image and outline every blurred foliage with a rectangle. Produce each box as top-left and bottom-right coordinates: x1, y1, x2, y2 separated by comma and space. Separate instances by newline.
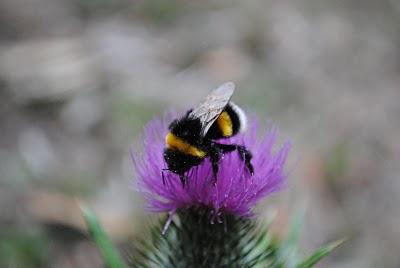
136, 0, 181, 25
237, 77, 304, 118
72, 0, 127, 17
325, 142, 350, 182
58, 173, 100, 196
110, 98, 163, 133
0, 227, 49, 268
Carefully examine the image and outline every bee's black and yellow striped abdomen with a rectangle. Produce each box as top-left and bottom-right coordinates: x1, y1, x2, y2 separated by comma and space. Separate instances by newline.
206, 103, 246, 140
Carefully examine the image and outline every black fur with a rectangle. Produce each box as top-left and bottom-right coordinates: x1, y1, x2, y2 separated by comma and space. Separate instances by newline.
163, 149, 204, 178
169, 111, 203, 146
225, 104, 241, 136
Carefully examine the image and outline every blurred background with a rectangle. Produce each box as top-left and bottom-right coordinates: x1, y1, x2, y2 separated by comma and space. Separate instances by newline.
1, 0, 399, 267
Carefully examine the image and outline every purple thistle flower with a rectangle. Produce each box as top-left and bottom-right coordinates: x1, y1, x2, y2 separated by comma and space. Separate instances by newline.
132, 113, 291, 218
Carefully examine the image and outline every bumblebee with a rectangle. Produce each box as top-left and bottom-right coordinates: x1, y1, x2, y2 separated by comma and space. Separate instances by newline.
163, 82, 254, 186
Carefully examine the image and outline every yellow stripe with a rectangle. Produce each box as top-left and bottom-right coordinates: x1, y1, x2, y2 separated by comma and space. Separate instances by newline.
165, 133, 206, 158
217, 111, 233, 137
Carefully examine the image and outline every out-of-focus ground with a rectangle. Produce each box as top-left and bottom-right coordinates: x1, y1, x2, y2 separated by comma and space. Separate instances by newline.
1, 0, 399, 267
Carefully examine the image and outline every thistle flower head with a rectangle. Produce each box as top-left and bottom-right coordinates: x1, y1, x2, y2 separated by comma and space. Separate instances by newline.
133, 113, 290, 218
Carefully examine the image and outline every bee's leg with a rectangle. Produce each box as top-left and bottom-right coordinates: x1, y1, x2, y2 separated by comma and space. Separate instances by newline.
215, 143, 254, 175
162, 170, 166, 185
209, 148, 221, 183
215, 143, 236, 153
237, 145, 254, 175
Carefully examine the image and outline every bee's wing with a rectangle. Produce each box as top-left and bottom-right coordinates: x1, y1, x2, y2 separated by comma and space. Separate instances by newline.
189, 82, 235, 137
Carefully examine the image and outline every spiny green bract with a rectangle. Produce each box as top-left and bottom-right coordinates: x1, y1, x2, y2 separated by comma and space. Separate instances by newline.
128, 208, 343, 268
129, 208, 280, 268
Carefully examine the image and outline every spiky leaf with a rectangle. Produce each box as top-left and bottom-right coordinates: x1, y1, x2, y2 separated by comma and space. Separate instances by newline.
297, 238, 345, 268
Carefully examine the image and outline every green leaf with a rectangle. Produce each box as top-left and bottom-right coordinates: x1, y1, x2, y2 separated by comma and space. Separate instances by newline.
80, 204, 126, 268
297, 238, 346, 268
0, 228, 49, 267
274, 208, 305, 268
